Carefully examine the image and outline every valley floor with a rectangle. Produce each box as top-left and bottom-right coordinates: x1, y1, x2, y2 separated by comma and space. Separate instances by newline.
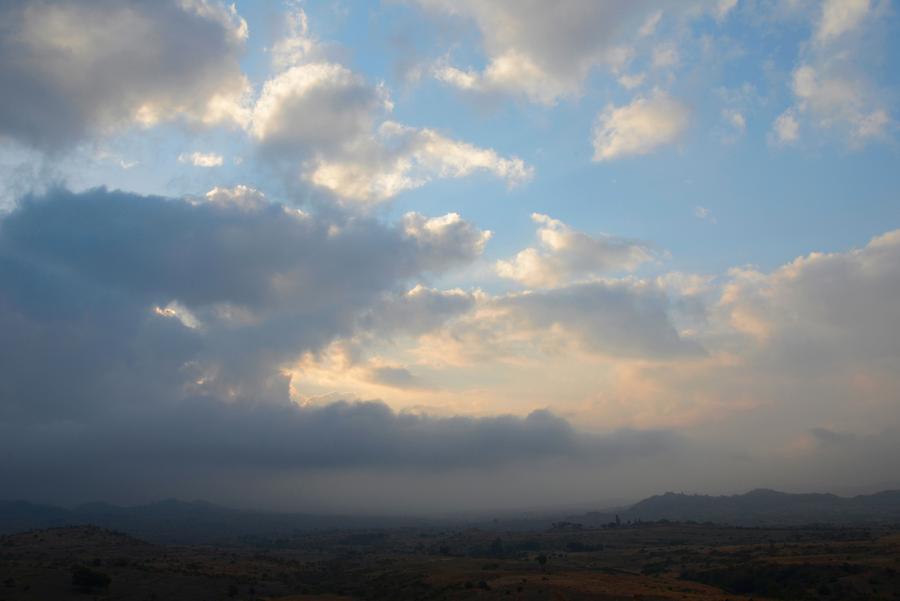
1, 522, 899, 600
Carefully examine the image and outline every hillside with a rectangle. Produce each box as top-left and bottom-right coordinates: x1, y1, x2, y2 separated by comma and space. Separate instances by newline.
572, 489, 900, 527
0, 499, 428, 543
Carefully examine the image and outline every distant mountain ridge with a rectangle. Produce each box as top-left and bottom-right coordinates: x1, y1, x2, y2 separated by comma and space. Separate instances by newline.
3, 488, 900, 543
0, 498, 429, 543
572, 488, 900, 527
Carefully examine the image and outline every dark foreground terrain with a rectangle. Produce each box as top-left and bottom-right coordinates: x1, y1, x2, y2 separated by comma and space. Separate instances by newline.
2, 521, 900, 600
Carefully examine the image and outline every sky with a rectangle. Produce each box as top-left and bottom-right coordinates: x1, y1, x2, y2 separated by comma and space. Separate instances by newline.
1, 0, 899, 514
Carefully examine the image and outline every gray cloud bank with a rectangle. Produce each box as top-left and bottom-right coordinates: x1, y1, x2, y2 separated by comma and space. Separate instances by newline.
0, 186, 485, 417
0, 399, 677, 473
498, 281, 704, 358
0, 0, 248, 150
0, 187, 678, 507
4, 186, 897, 512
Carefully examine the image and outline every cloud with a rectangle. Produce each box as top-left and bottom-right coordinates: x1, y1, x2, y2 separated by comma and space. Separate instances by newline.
1, 0, 898, 513
721, 109, 746, 135
410, 226, 900, 437
413, 2, 738, 105
815, 0, 871, 44
367, 366, 425, 390
771, 109, 800, 144
0, 0, 250, 150
617, 73, 646, 90
200, 184, 268, 211
0, 400, 586, 471
638, 11, 663, 38
400, 212, 493, 268
251, 62, 386, 157
0, 394, 682, 508
651, 44, 679, 70
496, 213, 654, 288
0, 189, 684, 504
497, 281, 705, 359
0, 186, 490, 421
270, 0, 321, 70
305, 122, 533, 203
2, 205, 898, 511
1, 0, 531, 205
773, 0, 893, 147
411, 0, 654, 104
422, 278, 704, 366
375, 225, 900, 474
178, 152, 224, 167
789, 65, 891, 144
693, 206, 716, 223
592, 91, 690, 161
714, 0, 738, 22
619, 227, 900, 434
361, 285, 480, 339
250, 55, 531, 203
239, 5, 532, 204
720, 229, 900, 362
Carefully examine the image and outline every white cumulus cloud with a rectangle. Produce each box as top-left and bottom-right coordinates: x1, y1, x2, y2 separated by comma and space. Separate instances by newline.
815, 0, 871, 44
497, 213, 654, 288
411, 0, 654, 104
249, 43, 532, 203
592, 91, 690, 161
